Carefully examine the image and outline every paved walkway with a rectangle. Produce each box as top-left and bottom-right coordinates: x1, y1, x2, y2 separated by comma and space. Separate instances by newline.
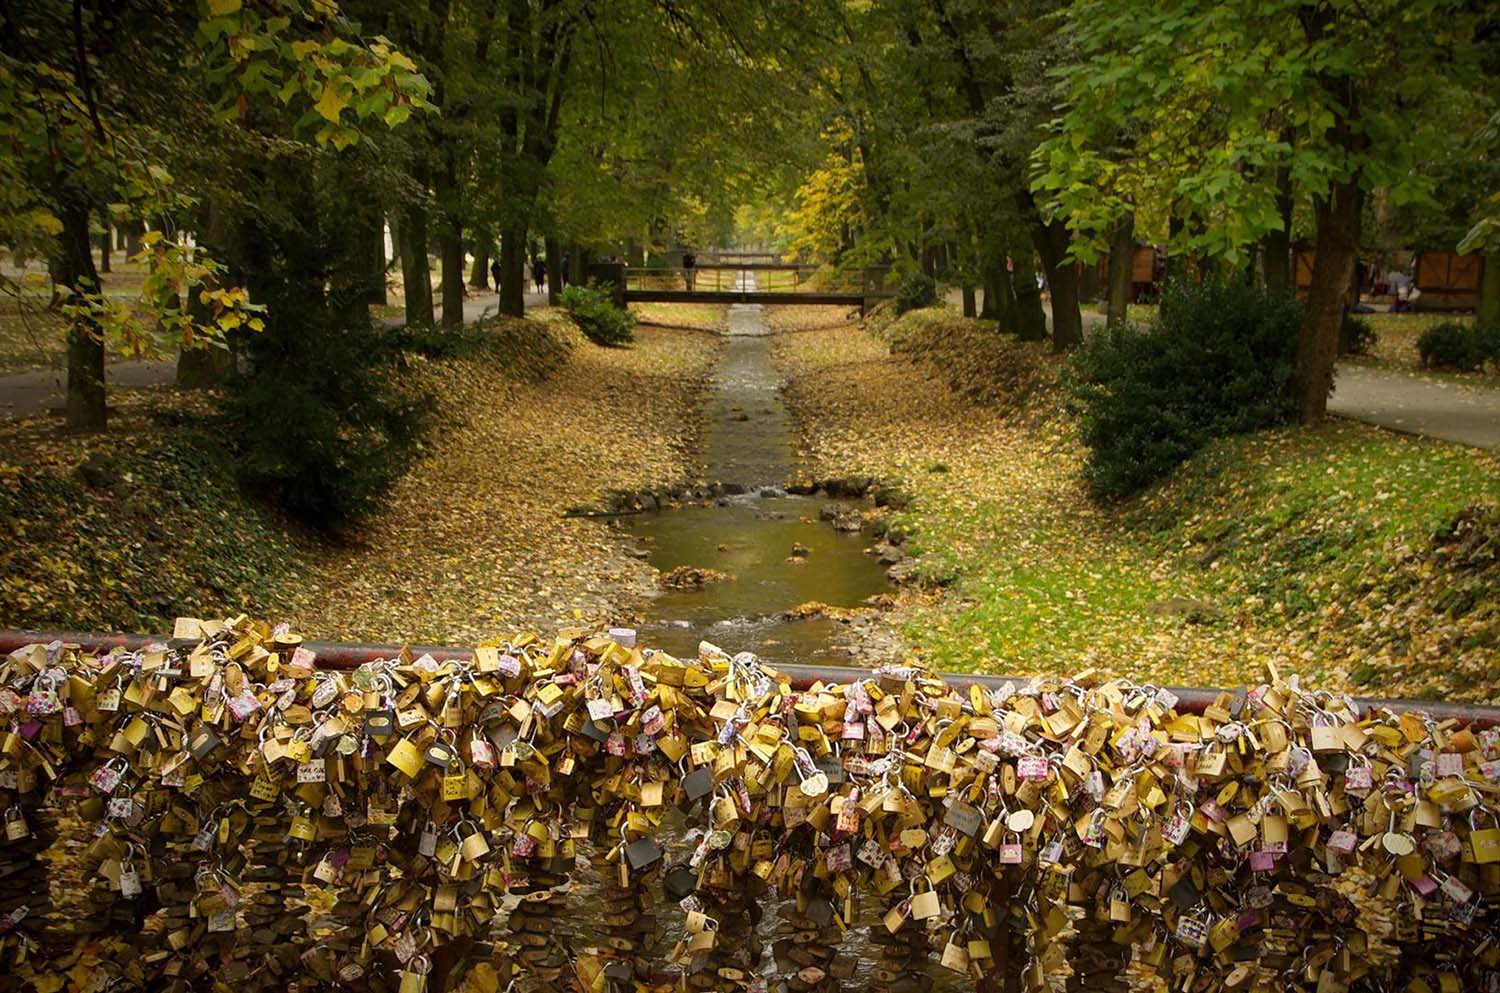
1329, 365, 1500, 451
0, 290, 550, 421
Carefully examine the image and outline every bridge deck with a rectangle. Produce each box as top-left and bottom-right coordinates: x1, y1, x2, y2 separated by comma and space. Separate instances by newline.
625, 289, 865, 305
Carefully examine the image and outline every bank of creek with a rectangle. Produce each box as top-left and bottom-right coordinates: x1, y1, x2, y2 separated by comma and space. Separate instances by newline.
617, 300, 893, 666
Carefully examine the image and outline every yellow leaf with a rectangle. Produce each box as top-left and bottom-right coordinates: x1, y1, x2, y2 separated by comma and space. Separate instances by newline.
207, 0, 242, 14
314, 83, 348, 122
30, 209, 63, 235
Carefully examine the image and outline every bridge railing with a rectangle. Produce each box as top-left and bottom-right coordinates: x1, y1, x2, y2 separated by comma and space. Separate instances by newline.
622, 267, 859, 294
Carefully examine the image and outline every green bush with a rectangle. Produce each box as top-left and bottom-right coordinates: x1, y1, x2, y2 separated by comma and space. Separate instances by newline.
395, 321, 494, 360
1339, 314, 1376, 355
227, 321, 433, 528
561, 282, 635, 346
1417, 321, 1496, 372
1069, 278, 1303, 498
894, 271, 938, 314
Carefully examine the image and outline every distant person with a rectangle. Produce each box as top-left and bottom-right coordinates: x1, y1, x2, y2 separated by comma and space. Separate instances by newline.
560, 255, 570, 288
532, 257, 546, 292
682, 251, 697, 291
490, 258, 501, 289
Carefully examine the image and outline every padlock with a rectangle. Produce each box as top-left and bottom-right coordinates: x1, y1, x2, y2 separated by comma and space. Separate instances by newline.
909, 877, 941, 920
398, 955, 430, 993
457, 821, 491, 861
386, 736, 424, 777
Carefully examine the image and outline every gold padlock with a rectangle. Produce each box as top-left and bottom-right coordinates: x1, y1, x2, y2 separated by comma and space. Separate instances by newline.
386, 737, 424, 778
458, 821, 491, 861
398, 955, 430, 993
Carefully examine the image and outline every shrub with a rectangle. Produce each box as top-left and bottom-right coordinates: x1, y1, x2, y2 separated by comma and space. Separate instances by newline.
1069, 278, 1302, 498
894, 271, 938, 314
227, 321, 433, 527
561, 282, 635, 346
395, 321, 494, 360
1339, 314, 1376, 356
1417, 321, 1495, 372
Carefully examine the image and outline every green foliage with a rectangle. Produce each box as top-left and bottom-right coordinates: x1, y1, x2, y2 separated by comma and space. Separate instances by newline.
1035, 0, 1490, 266
227, 320, 433, 527
561, 283, 635, 347
1339, 314, 1376, 356
0, 409, 312, 633
1416, 322, 1500, 372
1069, 279, 1303, 497
396, 321, 495, 360
894, 271, 938, 314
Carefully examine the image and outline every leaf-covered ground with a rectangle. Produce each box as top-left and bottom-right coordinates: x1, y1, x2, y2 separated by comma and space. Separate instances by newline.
768, 304, 1500, 702
0, 309, 724, 643
0, 391, 322, 632
291, 311, 723, 643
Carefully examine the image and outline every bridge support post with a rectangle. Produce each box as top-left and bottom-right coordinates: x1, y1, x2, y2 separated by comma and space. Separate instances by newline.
587, 261, 627, 309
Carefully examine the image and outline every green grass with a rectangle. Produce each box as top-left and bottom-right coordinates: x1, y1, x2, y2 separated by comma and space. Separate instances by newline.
897, 417, 1500, 691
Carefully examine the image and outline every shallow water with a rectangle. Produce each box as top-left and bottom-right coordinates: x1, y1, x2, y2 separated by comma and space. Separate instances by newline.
605, 301, 964, 989
623, 302, 889, 665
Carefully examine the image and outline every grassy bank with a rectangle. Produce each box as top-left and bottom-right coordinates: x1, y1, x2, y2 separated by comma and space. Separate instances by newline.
769, 304, 1500, 702
0, 308, 724, 641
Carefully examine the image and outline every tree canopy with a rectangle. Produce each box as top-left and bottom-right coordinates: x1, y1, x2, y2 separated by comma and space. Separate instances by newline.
2, 0, 1495, 431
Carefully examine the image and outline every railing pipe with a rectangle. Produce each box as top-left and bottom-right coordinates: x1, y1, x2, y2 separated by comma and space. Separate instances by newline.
3, 629, 1497, 727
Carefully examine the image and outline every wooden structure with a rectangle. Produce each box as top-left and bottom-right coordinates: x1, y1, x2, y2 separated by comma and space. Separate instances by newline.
588, 262, 893, 313
1414, 250, 1484, 310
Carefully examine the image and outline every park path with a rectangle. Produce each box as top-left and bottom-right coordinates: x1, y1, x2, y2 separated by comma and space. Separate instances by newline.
0, 290, 548, 421
1329, 365, 1500, 451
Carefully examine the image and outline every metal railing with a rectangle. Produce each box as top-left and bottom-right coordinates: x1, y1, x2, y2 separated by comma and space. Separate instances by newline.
3, 628, 1497, 727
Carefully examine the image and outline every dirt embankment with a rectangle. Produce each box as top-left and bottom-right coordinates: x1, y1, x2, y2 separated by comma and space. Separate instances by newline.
0, 311, 725, 643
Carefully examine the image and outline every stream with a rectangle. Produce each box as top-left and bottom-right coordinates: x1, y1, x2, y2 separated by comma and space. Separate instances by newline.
599, 297, 962, 990
622, 299, 890, 666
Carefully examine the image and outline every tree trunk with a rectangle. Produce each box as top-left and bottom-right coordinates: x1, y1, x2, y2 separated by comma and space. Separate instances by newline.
980, 265, 999, 319
1262, 135, 1295, 295
439, 223, 465, 328
961, 285, 976, 318
545, 235, 562, 305
1010, 252, 1047, 342
98, 210, 111, 274
1105, 213, 1134, 327
992, 265, 1015, 330
1030, 218, 1083, 351
1478, 253, 1499, 329
498, 223, 527, 317
59, 204, 106, 430
399, 201, 434, 326
1164, 213, 1187, 284
1294, 179, 1362, 423
1077, 257, 1103, 305
360, 209, 386, 305
469, 245, 490, 289
383, 212, 398, 306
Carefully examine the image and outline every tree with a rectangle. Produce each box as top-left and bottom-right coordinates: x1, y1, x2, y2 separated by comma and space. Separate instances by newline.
0, 0, 430, 429
1036, 0, 1488, 421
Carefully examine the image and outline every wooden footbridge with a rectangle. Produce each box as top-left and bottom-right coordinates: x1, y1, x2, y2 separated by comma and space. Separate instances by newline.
586, 262, 892, 311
